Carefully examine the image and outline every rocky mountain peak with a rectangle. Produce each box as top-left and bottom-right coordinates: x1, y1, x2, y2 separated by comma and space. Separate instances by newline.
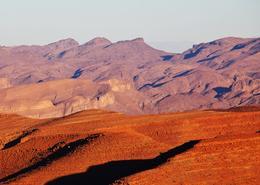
46, 38, 79, 51
131, 37, 145, 43
83, 37, 112, 47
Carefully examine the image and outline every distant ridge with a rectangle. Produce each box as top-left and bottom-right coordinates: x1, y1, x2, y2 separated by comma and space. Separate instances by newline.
0, 36, 259, 118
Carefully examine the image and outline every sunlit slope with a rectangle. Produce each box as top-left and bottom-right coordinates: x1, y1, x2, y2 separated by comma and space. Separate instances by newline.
0, 107, 259, 185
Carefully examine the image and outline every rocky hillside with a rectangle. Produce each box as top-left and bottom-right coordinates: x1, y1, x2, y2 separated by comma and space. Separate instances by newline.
0, 37, 259, 118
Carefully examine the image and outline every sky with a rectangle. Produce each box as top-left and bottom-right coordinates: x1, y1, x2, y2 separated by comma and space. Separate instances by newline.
0, 0, 259, 52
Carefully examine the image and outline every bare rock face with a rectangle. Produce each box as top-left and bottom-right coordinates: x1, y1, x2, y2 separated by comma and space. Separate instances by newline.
0, 79, 144, 118
46, 38, 79, 51
0, 78, 11, 89
0, 36, 259, 118
0, 79, 106, 118
106, 79, 131, 92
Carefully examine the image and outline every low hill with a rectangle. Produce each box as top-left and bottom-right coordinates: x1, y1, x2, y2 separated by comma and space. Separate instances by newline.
0, 107, 259, 184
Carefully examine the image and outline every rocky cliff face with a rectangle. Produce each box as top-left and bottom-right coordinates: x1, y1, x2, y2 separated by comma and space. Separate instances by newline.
0, 78, 11, 89
0, 37, 259, 118
0, 79, 143, 118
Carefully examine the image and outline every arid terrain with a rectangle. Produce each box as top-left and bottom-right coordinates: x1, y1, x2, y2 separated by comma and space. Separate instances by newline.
0, 36, 259, 185
0, 106, 259, 185
1, 0, 259, 184
0, 37, 259, 118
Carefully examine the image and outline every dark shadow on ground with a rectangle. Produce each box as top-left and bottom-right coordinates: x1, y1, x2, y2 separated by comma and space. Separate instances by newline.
0, 134, 102, 184
2, 129, 38, 150
46, 140, 200, 185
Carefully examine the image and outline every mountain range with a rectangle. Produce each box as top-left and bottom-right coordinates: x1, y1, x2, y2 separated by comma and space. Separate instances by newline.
0, 37, 259, 118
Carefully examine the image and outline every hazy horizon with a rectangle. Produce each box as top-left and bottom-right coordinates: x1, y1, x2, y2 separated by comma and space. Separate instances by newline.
0, 0, 259, 52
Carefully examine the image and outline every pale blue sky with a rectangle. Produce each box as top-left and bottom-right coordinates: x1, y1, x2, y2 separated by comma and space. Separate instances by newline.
0, 0, 259, 52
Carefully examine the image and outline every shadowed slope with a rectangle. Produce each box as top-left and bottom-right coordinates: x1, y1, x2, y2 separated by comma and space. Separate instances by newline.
46, 140, 200, 185
0, 134, 102, 184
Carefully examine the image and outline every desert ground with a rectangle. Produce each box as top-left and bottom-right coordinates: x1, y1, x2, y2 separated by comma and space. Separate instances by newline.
0, 106, 259, 185
1, 1, 259, 185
